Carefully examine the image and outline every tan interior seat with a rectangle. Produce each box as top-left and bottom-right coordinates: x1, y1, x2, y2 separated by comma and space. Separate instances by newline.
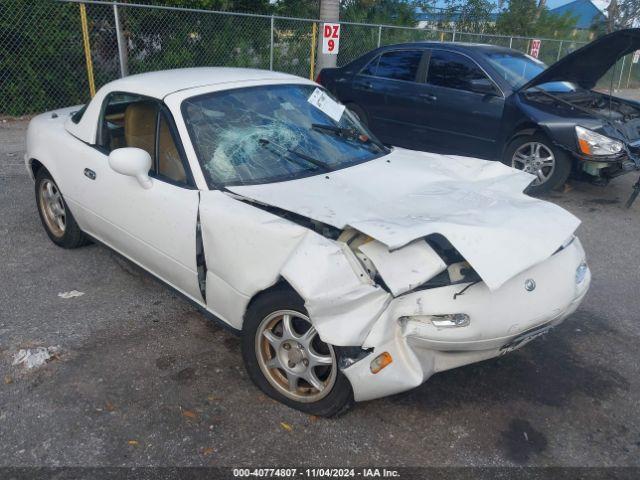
124, 102, 187, 183
124, 101, 157, 158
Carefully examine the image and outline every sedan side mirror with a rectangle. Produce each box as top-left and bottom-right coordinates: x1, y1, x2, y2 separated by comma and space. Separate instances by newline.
108, 148, 153, 189
469, 78, 498, 96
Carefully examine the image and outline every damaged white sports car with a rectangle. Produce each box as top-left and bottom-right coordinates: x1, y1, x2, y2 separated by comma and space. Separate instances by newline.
26, 68, 590, 416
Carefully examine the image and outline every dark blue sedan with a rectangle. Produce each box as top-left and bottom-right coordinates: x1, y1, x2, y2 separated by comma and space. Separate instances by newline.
318, 31, 640, 194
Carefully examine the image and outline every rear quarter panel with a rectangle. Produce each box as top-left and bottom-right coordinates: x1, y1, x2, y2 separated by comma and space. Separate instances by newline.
26, 107, 96, 230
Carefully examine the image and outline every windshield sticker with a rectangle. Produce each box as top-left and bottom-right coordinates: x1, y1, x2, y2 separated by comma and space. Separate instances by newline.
307, 88, 345, 122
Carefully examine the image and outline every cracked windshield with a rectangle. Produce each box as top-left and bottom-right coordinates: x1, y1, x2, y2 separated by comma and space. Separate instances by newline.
182, 84, 387, 186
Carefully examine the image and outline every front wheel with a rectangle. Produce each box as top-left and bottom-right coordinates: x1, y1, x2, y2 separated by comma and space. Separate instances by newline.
503, 134, 572, 194
241, 288, 354, 417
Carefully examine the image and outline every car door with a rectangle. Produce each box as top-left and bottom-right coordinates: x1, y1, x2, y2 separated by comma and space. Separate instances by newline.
351, 49, 427, 146
417, 49, 505, 159
68, 92, 203, 303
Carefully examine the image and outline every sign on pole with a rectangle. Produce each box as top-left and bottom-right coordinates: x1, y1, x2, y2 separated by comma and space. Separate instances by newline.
322, 23, 340, 55
529, 39, 541, 58
633, 50, 640, 64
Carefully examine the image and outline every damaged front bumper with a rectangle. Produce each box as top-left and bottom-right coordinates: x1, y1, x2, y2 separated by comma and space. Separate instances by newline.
341, 238, 590, 402
572, 145, 640, 181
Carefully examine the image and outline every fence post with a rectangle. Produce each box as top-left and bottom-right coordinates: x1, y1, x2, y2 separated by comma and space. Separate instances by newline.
509, 36, 512, 48
79, 3, 96, 97
618, 56, 626, 90
557, 40, 563, 61
452, 25, 456, 42
113, 3, 128, 77
269, 16, 274, 71
627, 57, 634, 88
377, 26, 382, 47
310, 22, 317, 80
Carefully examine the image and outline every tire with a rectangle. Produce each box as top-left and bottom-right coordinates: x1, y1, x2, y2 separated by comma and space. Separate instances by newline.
346, 103, 369, 127
503, 133, 572, 194
35, 169, 90, 249
241, 287, 354, 417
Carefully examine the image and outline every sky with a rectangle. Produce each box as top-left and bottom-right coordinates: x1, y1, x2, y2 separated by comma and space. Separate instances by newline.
429, 0, 608, 13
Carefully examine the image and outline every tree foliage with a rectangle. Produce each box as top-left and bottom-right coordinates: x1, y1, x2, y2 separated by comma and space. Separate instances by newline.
606, 0, 640, 31
495, 0, 578, 37
442, 0, 496, 33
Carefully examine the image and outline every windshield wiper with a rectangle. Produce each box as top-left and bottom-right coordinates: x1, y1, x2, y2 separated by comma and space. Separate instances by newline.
311, 123, 389, 153
258, 138, 332, 172
312, 123, 357, 137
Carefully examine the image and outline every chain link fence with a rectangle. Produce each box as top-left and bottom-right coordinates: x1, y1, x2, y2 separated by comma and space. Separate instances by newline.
2, 0, 639, 117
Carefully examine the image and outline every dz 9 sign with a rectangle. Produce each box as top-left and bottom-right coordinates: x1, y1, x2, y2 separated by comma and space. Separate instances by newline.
322, 23, 340, 55
529, 39, 541, 59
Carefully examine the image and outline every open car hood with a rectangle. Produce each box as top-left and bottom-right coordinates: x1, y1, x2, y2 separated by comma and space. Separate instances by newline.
229, 148, 580, 291
519, 28, 640, 91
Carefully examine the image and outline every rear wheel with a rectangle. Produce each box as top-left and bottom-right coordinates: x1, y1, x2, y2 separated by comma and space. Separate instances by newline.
503, 133, 571, 194
241, 288, 354, 417
35, 169, 90, 248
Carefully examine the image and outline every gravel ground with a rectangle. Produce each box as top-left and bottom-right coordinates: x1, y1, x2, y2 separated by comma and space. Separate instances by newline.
1, 118, 639, 468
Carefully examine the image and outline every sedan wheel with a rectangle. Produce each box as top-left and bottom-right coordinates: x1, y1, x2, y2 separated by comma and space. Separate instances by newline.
256, 310, 337, 403
38, 178, 66, 238
511, 141, 556, 186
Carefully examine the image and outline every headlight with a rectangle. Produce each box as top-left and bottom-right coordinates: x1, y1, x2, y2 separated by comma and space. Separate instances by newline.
575, 262, 588, 285
575, 126, 623, 156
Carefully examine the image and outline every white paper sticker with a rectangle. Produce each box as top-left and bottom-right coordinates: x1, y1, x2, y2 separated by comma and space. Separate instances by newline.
307, 88, 345, 123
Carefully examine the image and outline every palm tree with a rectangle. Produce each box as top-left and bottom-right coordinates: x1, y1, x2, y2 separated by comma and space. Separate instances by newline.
316, 0, 340, 73
535, 0, 547, 20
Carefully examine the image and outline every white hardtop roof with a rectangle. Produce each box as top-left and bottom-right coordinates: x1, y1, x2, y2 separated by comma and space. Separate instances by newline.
104, 67, 303, 99
65, 67, 311, 144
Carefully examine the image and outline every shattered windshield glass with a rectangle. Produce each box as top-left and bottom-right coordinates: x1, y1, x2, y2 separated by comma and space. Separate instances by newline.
182, 84, 387, 187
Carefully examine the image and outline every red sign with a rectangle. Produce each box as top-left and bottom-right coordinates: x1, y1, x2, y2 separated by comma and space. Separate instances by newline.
530, 39, 541, 58
322, 23, 340, 55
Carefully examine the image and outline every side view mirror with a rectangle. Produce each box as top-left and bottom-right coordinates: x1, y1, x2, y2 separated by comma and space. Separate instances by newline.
108, 148, 153, 189
469, 78, 498, 96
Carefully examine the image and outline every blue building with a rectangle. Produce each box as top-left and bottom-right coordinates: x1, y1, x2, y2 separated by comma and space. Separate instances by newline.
549, 0, 607, 30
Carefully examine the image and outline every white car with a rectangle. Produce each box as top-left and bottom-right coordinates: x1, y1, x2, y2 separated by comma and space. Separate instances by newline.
25, 68, 590, 416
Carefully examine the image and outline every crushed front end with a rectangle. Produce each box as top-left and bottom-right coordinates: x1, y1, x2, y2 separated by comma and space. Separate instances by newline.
340, 237, 590, 402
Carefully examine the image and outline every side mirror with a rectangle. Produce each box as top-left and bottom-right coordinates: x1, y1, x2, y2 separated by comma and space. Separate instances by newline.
469, 78, 498, 96
108, 148, 153, 189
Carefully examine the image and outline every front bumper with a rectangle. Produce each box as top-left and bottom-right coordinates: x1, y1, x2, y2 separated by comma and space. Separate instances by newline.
342, 238, 591, 402
573, 151, 639, 179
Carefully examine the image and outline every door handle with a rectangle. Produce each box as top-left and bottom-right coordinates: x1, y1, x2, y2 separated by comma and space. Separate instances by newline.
362, 82, 373, 90
84, 168, 96, 180
418, 93, 437, 102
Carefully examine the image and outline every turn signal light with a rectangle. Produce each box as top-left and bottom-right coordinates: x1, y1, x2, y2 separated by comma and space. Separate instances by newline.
370, 352, 392, 374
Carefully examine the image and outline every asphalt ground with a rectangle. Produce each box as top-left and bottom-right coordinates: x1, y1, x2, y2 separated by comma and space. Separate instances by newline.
1, 118, 639, 469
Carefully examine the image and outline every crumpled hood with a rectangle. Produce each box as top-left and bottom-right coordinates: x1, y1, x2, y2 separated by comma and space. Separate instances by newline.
520, 28, 640, 91
229, 148, 580, 290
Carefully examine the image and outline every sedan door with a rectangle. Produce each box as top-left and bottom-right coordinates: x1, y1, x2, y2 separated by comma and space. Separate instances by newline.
417, 49, 505, 159
65, 93, 203, 303
350, 49, 427, 147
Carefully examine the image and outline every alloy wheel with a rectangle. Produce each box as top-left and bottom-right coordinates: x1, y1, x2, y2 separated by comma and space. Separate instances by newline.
38, 179, 66, 237
255, 310, 337, 403
512, 142, 556, 186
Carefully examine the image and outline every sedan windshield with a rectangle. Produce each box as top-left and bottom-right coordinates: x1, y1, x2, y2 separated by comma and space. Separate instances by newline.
486, 51, 577, 92
182, 84, 386, 186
